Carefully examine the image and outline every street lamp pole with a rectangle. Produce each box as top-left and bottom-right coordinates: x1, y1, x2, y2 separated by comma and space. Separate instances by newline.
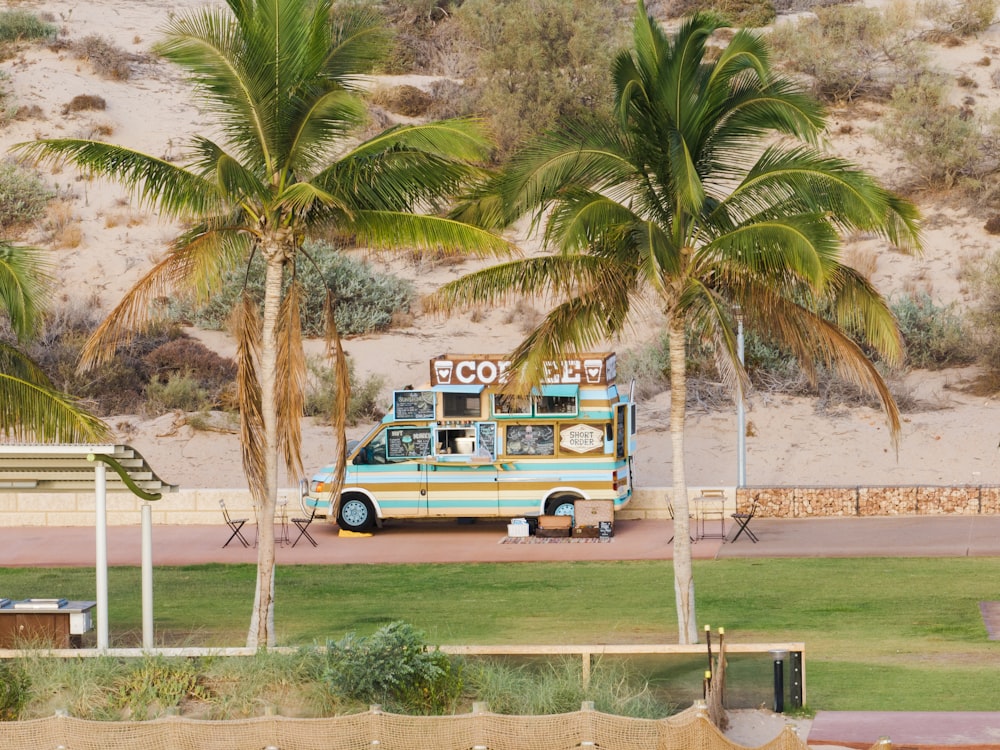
736, 307, 746, 487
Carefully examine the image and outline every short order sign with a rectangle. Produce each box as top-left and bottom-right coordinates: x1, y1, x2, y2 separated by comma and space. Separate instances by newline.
431, 354, 614, 386
560, 423, 604, 454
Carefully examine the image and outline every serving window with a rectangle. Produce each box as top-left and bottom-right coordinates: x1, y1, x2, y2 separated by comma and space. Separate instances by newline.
442, 392, 483, 419
492, 387, 578, 418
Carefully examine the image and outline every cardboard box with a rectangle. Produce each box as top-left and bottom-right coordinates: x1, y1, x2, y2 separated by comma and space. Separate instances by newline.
573, 500, 614, 528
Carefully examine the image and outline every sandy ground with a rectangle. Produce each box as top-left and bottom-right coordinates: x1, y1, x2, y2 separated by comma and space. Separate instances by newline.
2, 2, 998, 745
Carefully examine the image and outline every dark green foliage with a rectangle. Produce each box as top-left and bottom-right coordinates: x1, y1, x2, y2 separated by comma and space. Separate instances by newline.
891, 293, 976, 369
324, 621, 463, 714
452, 0, 625, 159
176, 242, 414, 337
0, 160, 53, 233
0, 10, 56, 42
0, 661, 30, 720
21, 310, 236, 415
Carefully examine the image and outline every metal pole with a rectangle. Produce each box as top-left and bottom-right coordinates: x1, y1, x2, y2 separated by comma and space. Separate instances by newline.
141, 502, 153, 650
94, 461, 109, 650
770, 649, 787, 713
736, 310, 746, 487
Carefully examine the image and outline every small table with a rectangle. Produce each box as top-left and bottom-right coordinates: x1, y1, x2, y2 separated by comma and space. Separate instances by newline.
276, 500, 290, 546
694, 492, 727, 541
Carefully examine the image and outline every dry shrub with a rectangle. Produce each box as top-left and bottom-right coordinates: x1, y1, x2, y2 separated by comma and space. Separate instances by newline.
13, 103, 43, 120
985, 215, 1000, 234
72, 34, 133, 80
843, 245, 878, 279
369, 84, 433, 117
88, 122, 115, 138
104, 210, 142, 228
61, 93, 105, 114
52, 223, 82, 248
143, 338, 236, 388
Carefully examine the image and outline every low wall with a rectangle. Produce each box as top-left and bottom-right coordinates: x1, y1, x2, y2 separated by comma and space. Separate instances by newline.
1, 485, 999, 526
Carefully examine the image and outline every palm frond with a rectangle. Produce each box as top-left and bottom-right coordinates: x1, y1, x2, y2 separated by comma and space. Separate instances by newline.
0, 241, 51, 341
323, 290, 349, 502
234, 292, 266, 508
13, 140, 219, 219
79, 227, 246, 370
276, 282, 305, 479
347, 211, 515, 259
0, 343, 109, 443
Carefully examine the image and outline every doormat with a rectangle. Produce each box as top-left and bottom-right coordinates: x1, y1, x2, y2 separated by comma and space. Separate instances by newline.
499, 536, 613, 544
979, 601, 1000, 640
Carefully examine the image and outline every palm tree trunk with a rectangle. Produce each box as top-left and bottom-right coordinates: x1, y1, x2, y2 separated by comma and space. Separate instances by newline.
668, 313, 698, 644
247, 253, 283, 648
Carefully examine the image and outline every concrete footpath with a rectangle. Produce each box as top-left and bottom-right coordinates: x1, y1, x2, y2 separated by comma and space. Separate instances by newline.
3, 515, 1000, 748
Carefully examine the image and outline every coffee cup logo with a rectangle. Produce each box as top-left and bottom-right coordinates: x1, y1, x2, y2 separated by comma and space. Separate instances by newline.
584, 359, 603, 383
434, 360, 454, 384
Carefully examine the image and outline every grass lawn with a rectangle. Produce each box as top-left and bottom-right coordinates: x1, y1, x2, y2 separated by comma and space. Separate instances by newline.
3, 557, 999, 711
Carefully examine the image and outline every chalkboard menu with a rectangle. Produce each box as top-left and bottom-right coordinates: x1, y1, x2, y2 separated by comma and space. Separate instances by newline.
387, 427, 433, 459
477, 422, 497, 459
394, 390, 436, 420
505, 424, 555, 456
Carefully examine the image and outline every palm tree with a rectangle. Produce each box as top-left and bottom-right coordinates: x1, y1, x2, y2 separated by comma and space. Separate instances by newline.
431, 6, 921, 644
15, 0, 509, 647
0, 240, 109, 442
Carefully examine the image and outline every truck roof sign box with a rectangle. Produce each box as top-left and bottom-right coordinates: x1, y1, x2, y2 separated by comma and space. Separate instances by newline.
430, 353, 616, 387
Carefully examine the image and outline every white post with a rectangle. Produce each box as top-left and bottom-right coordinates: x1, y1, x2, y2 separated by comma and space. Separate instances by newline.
736, 310, 746, 487
141, 502, 153, 650
94, 461, 109, 650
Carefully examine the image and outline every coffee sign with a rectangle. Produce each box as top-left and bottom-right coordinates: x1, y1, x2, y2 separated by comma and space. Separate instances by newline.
431, 354, 615, 387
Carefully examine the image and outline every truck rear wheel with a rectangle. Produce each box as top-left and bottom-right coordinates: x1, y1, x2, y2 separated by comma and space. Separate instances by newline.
338, 496, 376, 532
547, 496, 577, 518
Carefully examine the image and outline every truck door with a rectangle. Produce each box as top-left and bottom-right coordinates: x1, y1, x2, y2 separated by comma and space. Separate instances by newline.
424, 422, 499, 517
350, 426, 430, 516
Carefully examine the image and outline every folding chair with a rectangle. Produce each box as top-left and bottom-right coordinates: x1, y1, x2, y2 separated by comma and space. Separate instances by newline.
291, 503, 318, 548
220, 499, 250, 548
729, 496, 760, 543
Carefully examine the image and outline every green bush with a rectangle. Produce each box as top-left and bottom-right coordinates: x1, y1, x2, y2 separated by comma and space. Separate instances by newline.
110, 657, 210, 720
324, 621, 463, 714
453, 0, 625, 160
877, 76, 985, 188
304, 355, 386, 425
0, 10, 56, 42
891, 293, 976, 369
0, 160, 53, 233
145, 372, 214, 412
0, 660, 30, 720
176, 242, 414, 337
769, 4, 926, 102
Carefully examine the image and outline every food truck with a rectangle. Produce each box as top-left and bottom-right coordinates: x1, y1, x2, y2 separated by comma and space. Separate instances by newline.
303, 352, 636, 532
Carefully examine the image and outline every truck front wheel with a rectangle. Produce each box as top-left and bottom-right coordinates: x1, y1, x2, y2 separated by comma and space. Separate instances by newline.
338, 497, 376, 532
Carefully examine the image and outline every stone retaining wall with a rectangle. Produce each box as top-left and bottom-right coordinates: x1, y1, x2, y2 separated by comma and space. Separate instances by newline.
2, 485, 1000, 526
